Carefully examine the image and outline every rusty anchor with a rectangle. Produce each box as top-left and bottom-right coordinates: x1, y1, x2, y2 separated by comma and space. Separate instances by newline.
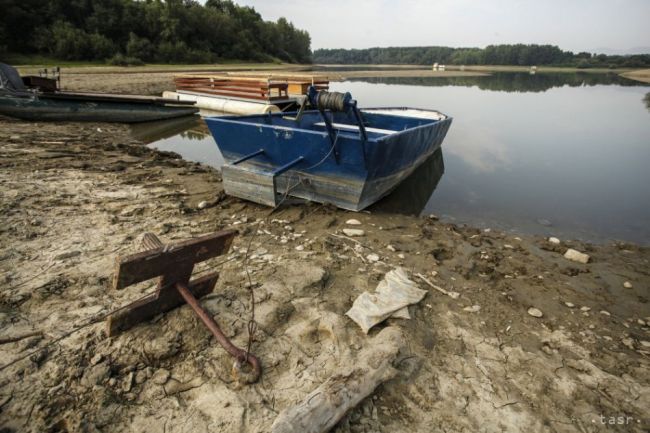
107, 230, 261, 383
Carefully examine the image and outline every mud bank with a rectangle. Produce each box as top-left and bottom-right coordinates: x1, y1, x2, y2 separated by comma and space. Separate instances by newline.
0, 76, 649, 433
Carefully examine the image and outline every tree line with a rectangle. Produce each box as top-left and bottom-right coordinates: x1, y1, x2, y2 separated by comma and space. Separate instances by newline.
0, 0, 312, 64
313, 44, 650, 68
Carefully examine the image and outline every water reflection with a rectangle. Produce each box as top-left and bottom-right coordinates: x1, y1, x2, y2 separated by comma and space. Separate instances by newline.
372, 149, 445, 215
130, 72, 650, 244
351, 72, 648, 93
130, 115, 224, 167
130, 115, 205, 143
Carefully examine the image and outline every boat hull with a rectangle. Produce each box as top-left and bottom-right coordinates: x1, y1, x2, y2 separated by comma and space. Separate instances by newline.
0, 94, 199, 123
206, 108, 452, 211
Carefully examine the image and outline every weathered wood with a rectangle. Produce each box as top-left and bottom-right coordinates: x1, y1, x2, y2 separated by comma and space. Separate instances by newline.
107, 271, 220, 336
0, 330, 43, 345
270, 327, 404, 433
112, 229, 236, 290
222, 164, 278, 207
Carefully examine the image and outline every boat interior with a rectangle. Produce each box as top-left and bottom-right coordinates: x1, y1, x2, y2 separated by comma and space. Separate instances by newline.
215, 108, 447, 140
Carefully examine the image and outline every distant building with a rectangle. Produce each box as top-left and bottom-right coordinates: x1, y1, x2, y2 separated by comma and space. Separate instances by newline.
432, 63, 439, 70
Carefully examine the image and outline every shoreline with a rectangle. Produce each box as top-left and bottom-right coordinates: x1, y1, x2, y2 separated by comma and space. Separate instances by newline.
0, 73, 648, 432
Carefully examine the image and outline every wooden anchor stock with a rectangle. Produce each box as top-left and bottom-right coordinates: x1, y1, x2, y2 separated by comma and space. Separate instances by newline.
108, 229, 261, 383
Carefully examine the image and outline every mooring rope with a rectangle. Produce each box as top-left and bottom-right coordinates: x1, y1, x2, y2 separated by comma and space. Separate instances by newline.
316, 91, 347, 112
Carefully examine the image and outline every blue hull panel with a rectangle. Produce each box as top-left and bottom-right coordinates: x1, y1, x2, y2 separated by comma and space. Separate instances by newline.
205, 109, 452, 210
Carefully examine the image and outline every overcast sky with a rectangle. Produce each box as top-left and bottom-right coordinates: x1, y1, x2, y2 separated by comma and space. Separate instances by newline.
233, 0, 650, 53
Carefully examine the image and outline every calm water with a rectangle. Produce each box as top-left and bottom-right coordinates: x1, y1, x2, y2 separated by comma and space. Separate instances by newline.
133, 73, 650, 244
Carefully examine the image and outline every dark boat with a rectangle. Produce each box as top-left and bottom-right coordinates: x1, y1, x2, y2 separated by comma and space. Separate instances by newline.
205, 87, 452, 211
0, 63, 198, 123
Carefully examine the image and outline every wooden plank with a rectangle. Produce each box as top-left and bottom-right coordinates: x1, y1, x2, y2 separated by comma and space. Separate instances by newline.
222, 164, 278, 207
178, 89, 271, 101
175, 88, 290, 101
174, 80, 274, 90
113, 230, 236, 290
107, 271, 220, 335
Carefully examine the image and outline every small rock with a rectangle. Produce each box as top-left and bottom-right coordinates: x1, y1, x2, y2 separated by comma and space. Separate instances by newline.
623, 281, 633, 289
563, 248, 590, 264
397, 253, 405, 259
580, 306, 591, 312
54, 250, 81, 261
90, 354, 103, 366
463, 305, 481, 313
151, 369, 171, 385
640, 341, 650, 348
387, 245, 396, 252
295, 245, 304, 251
81, 363, 110, 387
564, 302, 575, 308
537, 218, 552, 227
548, 237, 561, 244
622, 338, 635, 349
197, 200, 208, 210
135, 369, 149, 384
600, 310, 610, 316
638, 319, 647, 326
527, 307, 543, 318
123, 372, 134, 392
366, 253, 379, 263
346, 219, 362, 225
342, 228, 365, 237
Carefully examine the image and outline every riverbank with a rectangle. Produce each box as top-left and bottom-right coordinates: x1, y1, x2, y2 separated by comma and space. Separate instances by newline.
0, 73, 649, 433
621, 69, 650, 83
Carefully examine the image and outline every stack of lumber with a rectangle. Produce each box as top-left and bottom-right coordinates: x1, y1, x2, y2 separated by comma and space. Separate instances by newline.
174, 74, 289, 102
223, 72, 330, 95
174, 73, 329, 102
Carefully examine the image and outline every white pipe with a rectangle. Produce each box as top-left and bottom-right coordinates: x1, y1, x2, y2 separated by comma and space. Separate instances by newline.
162, 91, 280, 115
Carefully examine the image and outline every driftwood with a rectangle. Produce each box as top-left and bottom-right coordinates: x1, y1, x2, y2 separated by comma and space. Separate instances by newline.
270, 327, 405, 433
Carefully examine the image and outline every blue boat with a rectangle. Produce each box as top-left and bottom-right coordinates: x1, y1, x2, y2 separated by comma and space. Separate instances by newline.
205, 87, 452, 211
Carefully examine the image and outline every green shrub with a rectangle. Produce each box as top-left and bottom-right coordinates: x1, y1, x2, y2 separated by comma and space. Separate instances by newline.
107, 53, 144, 66
126, 33, 154, 62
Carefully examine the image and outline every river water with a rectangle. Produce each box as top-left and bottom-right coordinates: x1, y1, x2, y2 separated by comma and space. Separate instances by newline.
131, 72, 650, 245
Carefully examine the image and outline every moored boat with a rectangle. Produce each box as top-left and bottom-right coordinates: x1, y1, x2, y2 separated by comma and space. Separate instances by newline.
0, 62, 198, 123
0, 92, 199, 123
205, 87, 452, 211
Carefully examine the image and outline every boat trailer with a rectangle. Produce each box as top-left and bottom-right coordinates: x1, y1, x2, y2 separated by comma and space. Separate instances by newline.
107, 230, 261, 384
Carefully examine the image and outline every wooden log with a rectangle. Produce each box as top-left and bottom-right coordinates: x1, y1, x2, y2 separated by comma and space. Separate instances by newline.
270, 327, 405, 433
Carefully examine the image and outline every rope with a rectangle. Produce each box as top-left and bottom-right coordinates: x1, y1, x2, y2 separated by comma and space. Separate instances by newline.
240, 130, 340, 362
316, 91, 347, 112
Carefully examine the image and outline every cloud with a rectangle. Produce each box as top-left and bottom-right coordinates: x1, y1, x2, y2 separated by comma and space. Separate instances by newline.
234, 0, 650, 52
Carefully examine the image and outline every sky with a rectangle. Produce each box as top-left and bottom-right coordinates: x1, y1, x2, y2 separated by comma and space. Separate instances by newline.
232, 0, 650, 54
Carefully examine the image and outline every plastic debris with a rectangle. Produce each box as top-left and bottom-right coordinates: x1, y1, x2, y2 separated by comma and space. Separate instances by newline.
346, 268, 427, 333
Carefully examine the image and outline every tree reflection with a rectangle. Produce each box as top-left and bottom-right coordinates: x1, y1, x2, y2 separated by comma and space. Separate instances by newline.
351, 72, 648, 93
644, 92, 650, 111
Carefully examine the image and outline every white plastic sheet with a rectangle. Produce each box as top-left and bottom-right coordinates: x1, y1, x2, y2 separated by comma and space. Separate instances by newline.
346, 268, 427, 334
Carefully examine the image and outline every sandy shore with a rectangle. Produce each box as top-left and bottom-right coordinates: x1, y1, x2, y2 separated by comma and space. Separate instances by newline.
0, 73, 649, 433
621, 69, 650, 84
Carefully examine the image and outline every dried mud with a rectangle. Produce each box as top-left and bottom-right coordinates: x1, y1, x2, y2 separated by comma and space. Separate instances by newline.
0, 73, 648, 433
